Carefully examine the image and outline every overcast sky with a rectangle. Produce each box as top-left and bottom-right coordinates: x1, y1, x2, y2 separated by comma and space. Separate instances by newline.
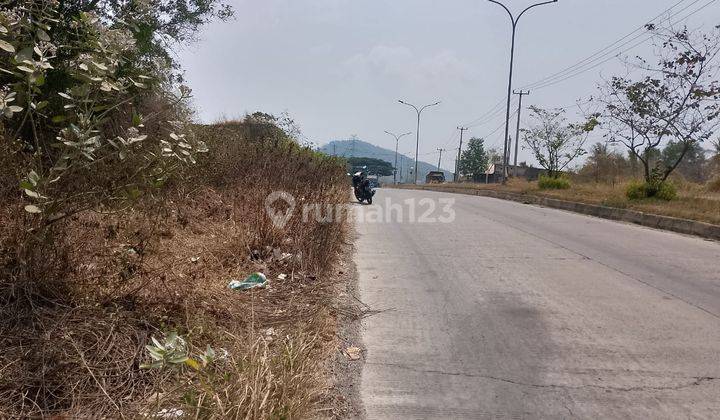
178, 0, 720, 171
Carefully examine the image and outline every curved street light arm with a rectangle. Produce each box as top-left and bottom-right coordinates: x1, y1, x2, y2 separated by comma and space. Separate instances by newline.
485, 0, 557, 184
398, 99, 440, 184
487, 0, 515, 25
419, 101, 441, 114
517, 0, 558, 24
399, 100, 420, 114
385, 130, 413, 141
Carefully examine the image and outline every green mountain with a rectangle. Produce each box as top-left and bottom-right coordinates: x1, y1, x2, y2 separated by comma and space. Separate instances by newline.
320, 139, 453, 183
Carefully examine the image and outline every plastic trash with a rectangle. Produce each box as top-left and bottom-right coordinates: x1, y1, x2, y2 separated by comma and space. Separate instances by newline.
228, 273, 268, 291
345, 346, 362, 361
156, 408, 184, 418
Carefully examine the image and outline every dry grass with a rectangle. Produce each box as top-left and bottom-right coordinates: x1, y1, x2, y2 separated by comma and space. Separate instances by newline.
0, 118, 350, 418
419, 178, 720, 225
707, 176, 720, 193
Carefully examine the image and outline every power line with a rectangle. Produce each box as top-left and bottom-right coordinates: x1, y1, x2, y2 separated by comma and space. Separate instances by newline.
523, 0, 715, 91
440, 128, 460, 149
460, 0, 713, 134
463, 98, 506, 127
521, 0, 694, 90
458, 0, 715, 143
467, 97, 518, 128
484, 109, 518, 140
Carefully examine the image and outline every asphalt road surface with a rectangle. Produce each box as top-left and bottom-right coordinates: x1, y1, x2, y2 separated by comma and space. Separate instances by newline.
354, 188, 720, 419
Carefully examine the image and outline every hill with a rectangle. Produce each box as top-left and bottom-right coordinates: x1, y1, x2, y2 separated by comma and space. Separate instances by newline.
320, 139, 454, 183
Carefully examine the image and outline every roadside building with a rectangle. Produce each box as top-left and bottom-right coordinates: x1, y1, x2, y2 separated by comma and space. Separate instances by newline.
475, 163, 545, 183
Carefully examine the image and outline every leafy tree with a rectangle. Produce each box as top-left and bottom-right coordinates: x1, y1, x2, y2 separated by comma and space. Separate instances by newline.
591, 24, 720, 186
662, 140, 706, 182
55, 0, 233, 76
522, 106, 589, 178
458, 137, 489, 181
0, 0, 220, 220
347, 157, 393, 176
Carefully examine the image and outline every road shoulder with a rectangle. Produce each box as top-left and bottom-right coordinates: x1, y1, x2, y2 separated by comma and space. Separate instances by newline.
322, 238, 366, 419
393, 184, 720, 242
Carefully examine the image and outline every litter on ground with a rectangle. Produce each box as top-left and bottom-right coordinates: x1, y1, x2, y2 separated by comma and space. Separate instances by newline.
228, 272, 268, 291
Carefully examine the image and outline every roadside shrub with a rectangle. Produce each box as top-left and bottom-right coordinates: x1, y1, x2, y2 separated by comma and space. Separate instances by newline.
0, 116, 350, 418
1, 1, 206, 224
625, 180, 677, 201
538, 175, 571, 190
0, 0, 349, 418
655, 181, 678, 201
625, 180, 647, 200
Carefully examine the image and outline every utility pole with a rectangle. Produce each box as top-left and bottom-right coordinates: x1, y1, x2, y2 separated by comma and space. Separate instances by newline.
512, 90, 530, 177
487, 0, 558, 183
454, 126, 468, 182
399, 99, 441, 184
437, 148, 447, 171
385, 130, 412, 185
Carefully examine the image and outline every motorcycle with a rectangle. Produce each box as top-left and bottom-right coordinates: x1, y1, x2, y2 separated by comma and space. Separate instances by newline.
352, 172, 375, 205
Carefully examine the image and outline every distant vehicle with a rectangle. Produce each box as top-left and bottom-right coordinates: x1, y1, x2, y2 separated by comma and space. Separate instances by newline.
426, 171, 446, 184
368, 178, 379, 189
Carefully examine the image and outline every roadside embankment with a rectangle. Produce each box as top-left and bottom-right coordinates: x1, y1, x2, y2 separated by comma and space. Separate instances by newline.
1, 118, 353, 418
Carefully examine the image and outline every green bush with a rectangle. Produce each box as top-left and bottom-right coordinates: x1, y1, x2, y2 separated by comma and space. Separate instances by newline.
0, 2, 211, 222
538, 175, 571, 190
625, 180, 647, 200
655, 181, 677, 201
625, 180, 677, 201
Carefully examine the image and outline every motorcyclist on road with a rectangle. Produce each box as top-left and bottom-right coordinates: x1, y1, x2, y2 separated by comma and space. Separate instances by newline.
352, 171, 365, 189
352, 171, 375, 204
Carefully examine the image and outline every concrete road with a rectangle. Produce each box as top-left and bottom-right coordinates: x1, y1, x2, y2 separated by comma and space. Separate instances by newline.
354, 188, 720, 419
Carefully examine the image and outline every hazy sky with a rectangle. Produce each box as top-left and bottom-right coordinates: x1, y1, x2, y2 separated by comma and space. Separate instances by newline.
178, 0, 720, 171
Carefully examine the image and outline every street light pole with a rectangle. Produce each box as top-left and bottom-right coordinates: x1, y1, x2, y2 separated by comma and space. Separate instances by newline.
385, 130, 412, 185
487, 0, 557, 183
399, 99, 441, 184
